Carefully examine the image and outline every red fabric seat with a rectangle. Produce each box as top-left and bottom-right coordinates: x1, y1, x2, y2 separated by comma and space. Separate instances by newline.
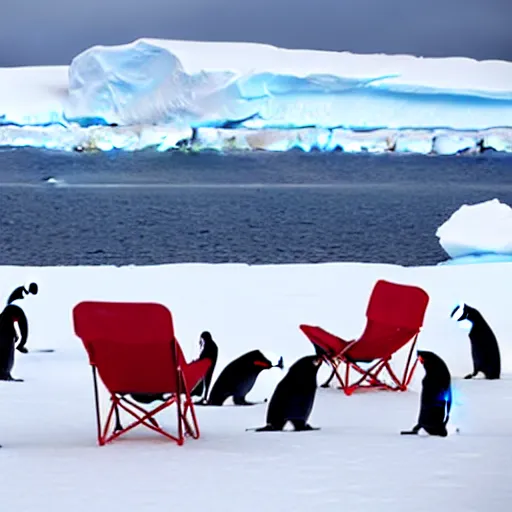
300, 280, 429, 395
73, 301, 210, 446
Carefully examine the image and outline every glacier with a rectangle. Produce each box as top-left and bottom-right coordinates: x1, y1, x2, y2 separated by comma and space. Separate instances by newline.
0, 39, 512, 154
436, 199, 512, 265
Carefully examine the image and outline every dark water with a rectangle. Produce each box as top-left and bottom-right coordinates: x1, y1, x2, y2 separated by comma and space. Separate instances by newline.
0, 148, 510, 266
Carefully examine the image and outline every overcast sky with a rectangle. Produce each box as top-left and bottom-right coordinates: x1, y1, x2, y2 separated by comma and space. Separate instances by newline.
1, 0, 510, 66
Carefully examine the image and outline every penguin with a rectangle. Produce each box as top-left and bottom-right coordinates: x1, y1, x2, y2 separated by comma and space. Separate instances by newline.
130, 331, 217, 406
6, 282, 38, 354
401, 350, 452, 437
251, 355, 322, 432
451, 303, 501, 380
0, 305, 24, 382
190, 331, 219, 404
208, 350, 283, 406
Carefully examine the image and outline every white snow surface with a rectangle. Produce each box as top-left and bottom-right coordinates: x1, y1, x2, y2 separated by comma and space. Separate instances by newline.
0, 39, 512, 153
1, 261, 512, 511
437, 199, 512, 259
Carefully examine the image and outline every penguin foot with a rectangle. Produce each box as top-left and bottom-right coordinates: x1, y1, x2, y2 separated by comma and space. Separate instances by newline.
291, 421, 320, 431
400, 425, 420, 435
233, 397, 256, 406
251, 424, 283, 432
0, 375, 24, 382
294, 424, 320, 432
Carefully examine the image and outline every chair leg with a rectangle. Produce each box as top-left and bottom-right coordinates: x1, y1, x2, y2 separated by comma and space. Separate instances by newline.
320, 367, 336, 388
344, 359, 386, 394
384, 334, 420, 391
92, 366, 105, 446
404, 356, 420, 388
88, 362, 204, 446
325, 358, 347, 391
401, 334, 420, 389
178, 370, 201, 440
181, 396, 201, 439
175, 370, 185, 446
341, 332, 422, 394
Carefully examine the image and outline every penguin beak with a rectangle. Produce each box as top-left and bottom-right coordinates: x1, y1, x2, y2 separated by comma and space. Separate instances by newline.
450, 305, 460, 319
273, 356, 284, 369
418, 355, 424, 365
451, 303, 466, 322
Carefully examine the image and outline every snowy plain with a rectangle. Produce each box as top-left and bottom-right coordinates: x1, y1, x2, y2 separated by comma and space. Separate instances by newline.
0, 259, 511, 512
1, 39, 512, 153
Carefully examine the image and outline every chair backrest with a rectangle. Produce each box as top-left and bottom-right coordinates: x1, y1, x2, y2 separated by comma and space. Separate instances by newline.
349, 280, 429, 361
73, 301, 184, 395
366, 280, 429, 330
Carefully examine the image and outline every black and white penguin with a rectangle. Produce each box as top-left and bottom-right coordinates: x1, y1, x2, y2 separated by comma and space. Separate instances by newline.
190, 331, 219, 404
401, 350, 452, 437
208, 350, 283, 406
451, 303, 501, 380
253, 355, 322, 432
5, 282, 38, 354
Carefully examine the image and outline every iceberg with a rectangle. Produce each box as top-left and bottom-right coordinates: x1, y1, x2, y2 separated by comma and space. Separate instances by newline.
436, 199, 512, 262
0, 39, 512, 153
64, 39, 512, 130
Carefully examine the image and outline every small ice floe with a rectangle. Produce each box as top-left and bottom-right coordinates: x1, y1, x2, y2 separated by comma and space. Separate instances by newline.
43, 177, 66, 187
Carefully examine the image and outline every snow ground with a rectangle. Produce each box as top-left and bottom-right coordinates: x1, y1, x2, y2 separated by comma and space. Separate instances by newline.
0, 261, 511, 511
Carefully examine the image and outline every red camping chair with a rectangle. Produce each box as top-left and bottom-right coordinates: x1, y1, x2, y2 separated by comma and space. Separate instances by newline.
300, 280, 429, 395
73, 301, 211, 446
